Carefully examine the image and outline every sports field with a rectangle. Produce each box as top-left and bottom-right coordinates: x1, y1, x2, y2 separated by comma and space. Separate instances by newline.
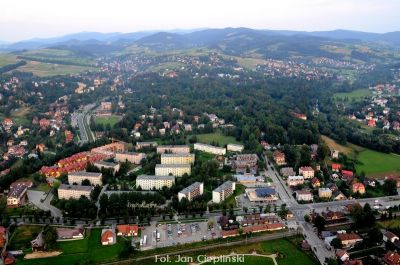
196, 132, 241, 146
95, 115, 122, 127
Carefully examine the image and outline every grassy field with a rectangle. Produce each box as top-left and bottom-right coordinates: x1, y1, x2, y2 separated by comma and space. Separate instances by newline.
355, 149, 400, 177
334, 88, 372, 101
378, 219, 400, 229
0, 54, 19, 67
14, 61, 95, 77
196, 132, 241, 146
322, 135, 400, 177
95, 115, 122, 127
225, 183, 246, 207
17, 228, 126, 265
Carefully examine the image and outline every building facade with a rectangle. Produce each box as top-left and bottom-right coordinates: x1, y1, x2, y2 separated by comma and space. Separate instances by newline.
178, 182, 204, 201
157, 145, 190, 154
161, 153, 195, 165
212, 181, 236, 203
227, 144, 244, 152
58, 184, 92, 199
136, 175, 175, 190
155, 164, 191, 177
193, 143, 226, 155
68, 171, 103, 186
115, 152, 146, 164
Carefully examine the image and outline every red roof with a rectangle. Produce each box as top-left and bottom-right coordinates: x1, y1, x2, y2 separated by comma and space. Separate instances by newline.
341, 170, 354, 177
332, 163, 341, 170
384, 251, 400, 265
101, 230, 114, 243
116, 225, 138, 235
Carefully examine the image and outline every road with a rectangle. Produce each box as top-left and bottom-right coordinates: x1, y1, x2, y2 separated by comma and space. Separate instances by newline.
73, 103, 96, 145
27, 190, 63, 218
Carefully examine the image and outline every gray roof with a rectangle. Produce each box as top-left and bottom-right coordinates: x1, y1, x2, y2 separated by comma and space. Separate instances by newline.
137, 175, 175, 181
95, 161, 118, 167
156, 164, 191, 168
180, 182, 202, 194
161, 153, 194, 158
68, 171, 102, 178
213, 181, 234, 192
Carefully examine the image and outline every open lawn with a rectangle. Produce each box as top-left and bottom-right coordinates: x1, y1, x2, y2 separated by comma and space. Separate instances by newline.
95, 115, 122, 127
334, 88, 372, 101
225, 184, 246, 207
17, 228, 126, 265
378, 219, 400, 229
356, 149, 400, 177
196, 132, 241, 147
14, 61, 95, 77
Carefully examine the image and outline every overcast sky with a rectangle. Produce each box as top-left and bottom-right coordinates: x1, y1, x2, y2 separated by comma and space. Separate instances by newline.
1, 0, 399, 42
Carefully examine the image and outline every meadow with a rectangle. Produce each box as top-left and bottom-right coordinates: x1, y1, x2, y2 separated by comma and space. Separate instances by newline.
334, 88, 372, 101
95, 115, 122, 127
14, 60, 95, 77
195, 131, 241, 146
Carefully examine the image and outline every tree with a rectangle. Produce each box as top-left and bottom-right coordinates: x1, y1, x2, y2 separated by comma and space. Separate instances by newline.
367, 227, 383, 246
81, 179, 91, 186
304, 214, 311, 222
383, 179, 397, 196
313, 214, 325, 234
330, 238, 342, 249
43, 225, 58, 250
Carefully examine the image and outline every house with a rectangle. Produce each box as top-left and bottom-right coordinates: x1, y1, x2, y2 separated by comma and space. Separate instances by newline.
384, 231, 400, 243
280, 167, 295, 177
273, 151, 286, 166
101, 229, 116, 245
352, 183, 366, 194
116, 225, 139, 237
7, 181, 32, 207
342, 170, 354, 178
301, 240, 311, 251
332, 163, 341, 172
2, 252, 15, 265
299, 166, 314, 179
368, 119, 376, 127
287, 175, 304, 186
332, 190, 347, 200
336, 249, 350, 262
56, 227, 85, 240
295, 190, 313, 202
384, 251, 400, 265
318, 188, 332, 198
311, 177, 321, 188
337, 233, 363, 248
331, 150, 340, 159
31, 232, 44, 251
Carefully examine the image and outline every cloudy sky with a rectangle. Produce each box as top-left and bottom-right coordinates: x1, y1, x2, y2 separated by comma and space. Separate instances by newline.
1, 0, 399, 42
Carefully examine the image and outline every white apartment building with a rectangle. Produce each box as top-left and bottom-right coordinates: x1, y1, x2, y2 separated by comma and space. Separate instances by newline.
155, 164, 191, 177
157, 145, 190, 154
161, 153, 195, 165
68, 171, 103, 186
136, 175, 175, 190
178, 182, 204, 201
115, 152, 146, 164
212, 181, 236, 203
227, 144, 244, 152
193, 143, 226, 155
58, 184, 93, 200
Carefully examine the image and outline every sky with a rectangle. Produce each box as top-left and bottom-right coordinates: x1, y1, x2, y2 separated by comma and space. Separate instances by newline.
1, 0, 399, 42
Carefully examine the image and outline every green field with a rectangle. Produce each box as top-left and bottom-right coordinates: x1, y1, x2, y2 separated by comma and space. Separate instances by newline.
0, 54, 19, 67
196, 132, 241, 146
95, 115, 122, 127
225, 183, 246, 207
356, 149, 400, 177
16, 228, 126, 265
334, 88, 372, 101
14, 61, 95, 77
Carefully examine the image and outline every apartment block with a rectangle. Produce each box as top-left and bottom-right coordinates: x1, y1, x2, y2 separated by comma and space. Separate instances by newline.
115, 152, 146, 164
193, 143, 226, 155
157, 145, 190, 154
227, 144, 244, 152
155, 164, 191, 177
68, 171, 103, 186
58, 184, 93, 200
178, 182, 204, 201
161, 153, 195, 165
136, 175, 175, 190
212, 181, 236, 203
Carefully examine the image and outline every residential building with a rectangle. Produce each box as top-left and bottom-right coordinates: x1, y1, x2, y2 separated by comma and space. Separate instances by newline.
0, 226, 5, 248
311, 177, 321, 188
94, 161, 120, 174
337, 233, 363, 248
178, 182, 204, 201
352, 183, 366, 194
56, 227, 85, 240
212, 181, 236, 203
58, 184, 93, 200
295, 190, 313, 202
68, 171, 102, 186
280, 167, 295, 177
235, 174, 264, 185
193, 143, 226, 155
384, 251, 400, 265
318, 188, 332, 198
161, 153, 195, 165
299, 166, 315, 179
227, 144, 244, 152
156, 145, 190, 154
155, 164, 191, 177
101, 229, 116, 245
287, 175, 304, 186
336, 249, 350, 262
231, 154, 258, 173
332, 163, 341, 172
136, 175, 175, 190
115, 152, 146, 164
7, 181, 32, 207
273, 151, 286, 166
116, 225, 138, 237
136, 141, 157, 149
248, 187, 279, 202
383, 231, 400, 243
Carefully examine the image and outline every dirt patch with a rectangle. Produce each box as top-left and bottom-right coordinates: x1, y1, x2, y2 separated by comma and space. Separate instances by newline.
24, 251, 62, 259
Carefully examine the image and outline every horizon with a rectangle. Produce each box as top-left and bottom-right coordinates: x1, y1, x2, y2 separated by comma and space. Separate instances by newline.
1, 0, 400, 42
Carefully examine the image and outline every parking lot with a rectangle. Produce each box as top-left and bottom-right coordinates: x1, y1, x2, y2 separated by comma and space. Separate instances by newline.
139, 217, 221, 249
